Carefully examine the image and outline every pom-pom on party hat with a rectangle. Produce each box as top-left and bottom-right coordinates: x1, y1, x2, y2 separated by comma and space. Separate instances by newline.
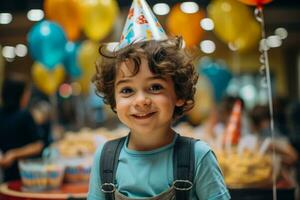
115, 0, 168, 51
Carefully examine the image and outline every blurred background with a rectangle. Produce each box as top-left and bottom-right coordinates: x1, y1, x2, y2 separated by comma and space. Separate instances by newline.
1, 1, 300, 96
0, 0, 300, 199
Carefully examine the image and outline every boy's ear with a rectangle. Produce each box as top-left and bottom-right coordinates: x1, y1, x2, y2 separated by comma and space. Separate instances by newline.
175, 99, 185, 107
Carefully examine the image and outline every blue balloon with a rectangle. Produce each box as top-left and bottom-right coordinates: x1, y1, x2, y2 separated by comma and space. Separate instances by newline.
63, 42, 82, 78
27, 20, 67, 70
200, 60, 232, 102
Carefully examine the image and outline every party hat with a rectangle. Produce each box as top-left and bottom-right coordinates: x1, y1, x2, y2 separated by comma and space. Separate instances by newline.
115, 0, 168, 51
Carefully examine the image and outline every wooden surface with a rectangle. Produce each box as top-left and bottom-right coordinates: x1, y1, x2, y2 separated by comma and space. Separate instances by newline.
0, 181, 88, 200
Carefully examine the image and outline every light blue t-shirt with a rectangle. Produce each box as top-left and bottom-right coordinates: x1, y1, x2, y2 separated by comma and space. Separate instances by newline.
88, 134, 230, 200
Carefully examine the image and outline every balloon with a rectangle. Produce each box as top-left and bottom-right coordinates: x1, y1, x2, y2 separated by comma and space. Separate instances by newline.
79, 0, 119, 41
238, 0, 272, 6
231, 21, 261, 52
208, 0, 253, 43
27, 20, 67, 70
166, 4, 205, 47
208, 0, 261, 52
200, 60, 232, 102
64, 42, 82, 78
44, 0, 81, 41
32, 62, 65, 96
77, 40, 99, 95
187, 76, 214, 125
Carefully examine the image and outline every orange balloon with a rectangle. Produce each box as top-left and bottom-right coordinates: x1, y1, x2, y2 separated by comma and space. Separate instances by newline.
44, 0, 81, 41
238, 0, 272, 6
166, 4, 205, 47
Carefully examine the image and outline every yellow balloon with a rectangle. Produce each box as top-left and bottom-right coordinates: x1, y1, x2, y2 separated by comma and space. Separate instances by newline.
44, 0, 81, 41
77, 40, 100, 95
79, 0, 119, 41
208, 0, 253, 43
32, 62, 65, 96
232, 21, 261, 52
187, 76, 214, 126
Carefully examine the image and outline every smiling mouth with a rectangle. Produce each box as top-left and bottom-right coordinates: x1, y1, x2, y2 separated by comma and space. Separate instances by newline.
132, 112, 156, 119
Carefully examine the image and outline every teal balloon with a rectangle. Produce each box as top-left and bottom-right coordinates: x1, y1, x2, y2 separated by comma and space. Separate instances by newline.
27, 20, 67, 70
63, 42, 82, 78
200, 60, 232, 102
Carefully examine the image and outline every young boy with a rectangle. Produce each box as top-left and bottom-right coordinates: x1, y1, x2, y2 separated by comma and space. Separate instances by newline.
88, 0, 230, 199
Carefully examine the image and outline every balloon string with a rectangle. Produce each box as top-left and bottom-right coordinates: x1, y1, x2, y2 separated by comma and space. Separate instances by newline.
255, 7, 277, 200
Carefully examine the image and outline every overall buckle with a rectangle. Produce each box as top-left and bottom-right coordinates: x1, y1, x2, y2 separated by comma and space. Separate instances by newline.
101, 183, 116, 193
172, 180, 193, 191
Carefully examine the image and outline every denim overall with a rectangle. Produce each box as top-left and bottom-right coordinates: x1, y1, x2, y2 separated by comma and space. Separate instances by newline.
113, 186, 175, 200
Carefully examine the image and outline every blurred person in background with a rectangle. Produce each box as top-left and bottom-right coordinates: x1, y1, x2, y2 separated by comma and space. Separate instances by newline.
30, 100, 53, 149
217, 96, 250, 135
286, 102, 300, 199
273, 96, 290, 137
0, 74, 44, 182
249, 104, 298, 165
198, 96, 249, 140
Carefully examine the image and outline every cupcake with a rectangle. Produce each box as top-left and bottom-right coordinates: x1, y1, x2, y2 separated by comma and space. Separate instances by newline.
19, 159, 65, 191
63, 157, 92, 183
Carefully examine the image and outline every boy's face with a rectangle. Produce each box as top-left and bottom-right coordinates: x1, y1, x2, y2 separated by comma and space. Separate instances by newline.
114, 57, 183, 136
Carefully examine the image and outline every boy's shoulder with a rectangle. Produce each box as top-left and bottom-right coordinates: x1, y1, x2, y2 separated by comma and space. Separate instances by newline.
94, 136, 126, 157
193, 140, 212, 160
178, 135, 211, 153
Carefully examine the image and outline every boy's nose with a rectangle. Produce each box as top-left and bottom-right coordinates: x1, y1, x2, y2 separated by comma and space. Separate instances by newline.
134, 92, 151, 109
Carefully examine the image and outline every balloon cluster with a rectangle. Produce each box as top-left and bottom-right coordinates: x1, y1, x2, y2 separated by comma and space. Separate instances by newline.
27, 0, 118, 96
44, 0, 118, 42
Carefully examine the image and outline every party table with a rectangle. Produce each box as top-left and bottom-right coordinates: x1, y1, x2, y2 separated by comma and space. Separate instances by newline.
0, 181, 88, 200
0, 180, 295, 200
229, 187, 295, 200
228, 175, 296, 200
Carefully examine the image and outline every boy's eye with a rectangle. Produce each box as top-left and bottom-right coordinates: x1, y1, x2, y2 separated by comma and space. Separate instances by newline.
149, 84, 163, 93
120, 87, 133, 94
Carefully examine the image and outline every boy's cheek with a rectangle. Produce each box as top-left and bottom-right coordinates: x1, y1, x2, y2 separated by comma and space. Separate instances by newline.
115, 99, 130, 111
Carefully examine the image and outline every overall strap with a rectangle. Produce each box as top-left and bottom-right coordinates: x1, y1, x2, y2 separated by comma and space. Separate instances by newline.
173, 135, 197, 200
100, 136, 126, 200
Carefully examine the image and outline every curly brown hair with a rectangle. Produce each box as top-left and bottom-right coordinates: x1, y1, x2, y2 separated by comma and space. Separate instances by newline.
92, 37, 198, 119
